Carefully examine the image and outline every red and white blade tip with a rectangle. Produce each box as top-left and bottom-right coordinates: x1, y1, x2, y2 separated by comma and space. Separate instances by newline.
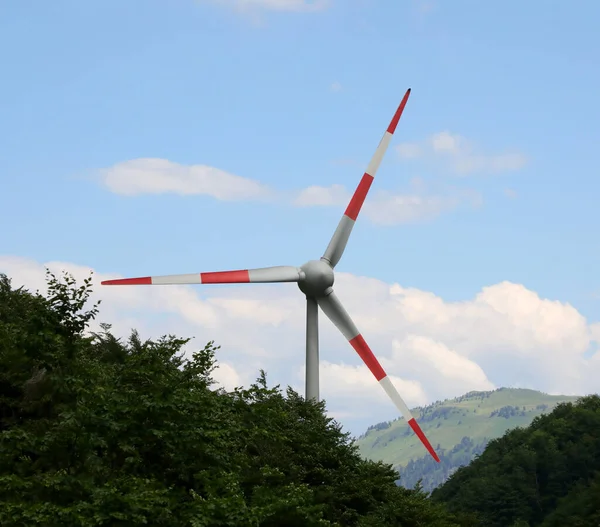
408, 418, 440, 463
387, 88, 411, 135
101, 277, 153, 286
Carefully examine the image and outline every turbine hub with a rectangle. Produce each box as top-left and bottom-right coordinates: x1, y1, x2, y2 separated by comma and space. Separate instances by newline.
298, 259, 334, 297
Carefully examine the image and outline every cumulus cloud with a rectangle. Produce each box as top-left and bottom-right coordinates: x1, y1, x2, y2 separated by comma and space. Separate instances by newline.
396, 143, 423, 159
294, 184, 347, 207
387, 281, 598, 395
591, 322, 600, 343
387, 281, 594, 357
389, 336, 495, 396
294, 184, 481, 225
396, 131, 527, 176
212, 362, 248, 391
99, 158, 274, 201
330, 81, 342, 92
3, 256, 597, 434
98, 158, 479, 225
363, 191, 468, 226
313, 361, 429, 420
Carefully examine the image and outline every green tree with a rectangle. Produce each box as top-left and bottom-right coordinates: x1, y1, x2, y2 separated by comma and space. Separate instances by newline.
540, 470, 600, 526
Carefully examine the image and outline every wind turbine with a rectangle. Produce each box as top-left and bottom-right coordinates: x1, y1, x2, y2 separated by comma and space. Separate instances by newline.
102, 89, 440, 462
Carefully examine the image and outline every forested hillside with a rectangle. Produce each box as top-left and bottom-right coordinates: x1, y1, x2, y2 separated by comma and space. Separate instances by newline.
356, 389, 580, 492
0, 272, 472, 526
432, 394, 600, 526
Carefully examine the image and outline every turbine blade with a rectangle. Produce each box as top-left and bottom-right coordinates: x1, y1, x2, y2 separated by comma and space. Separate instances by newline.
316, 289, 440, 462
322, 89, 411, 268
101, 266, 302, 286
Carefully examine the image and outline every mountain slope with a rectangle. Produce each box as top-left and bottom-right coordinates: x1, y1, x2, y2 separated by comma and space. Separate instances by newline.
354, 388, 581, 492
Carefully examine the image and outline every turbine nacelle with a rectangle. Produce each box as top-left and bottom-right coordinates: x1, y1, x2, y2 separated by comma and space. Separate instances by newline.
298, 259, 334, 297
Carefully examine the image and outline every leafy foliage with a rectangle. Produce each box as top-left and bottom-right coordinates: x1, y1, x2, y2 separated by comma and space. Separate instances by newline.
431, 394, 600, 526
0, 272, 469, 526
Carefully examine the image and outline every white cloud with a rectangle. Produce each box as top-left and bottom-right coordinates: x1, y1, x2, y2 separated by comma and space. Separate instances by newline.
294, 184, 347, 207
212, 362, 247, 390
389, 336, 495, 395
99, 158, 274, 201
396, 143, 423, 159
208, 297, 292, 326
431, 131, 463, 154
98, 158, 479, 225
2, 255, 598, 435
294, 185, 481, 225
396, 131, 527, 176
330, 81, 342, 92
315, 361, 428, 419
591, 322, 600, 343
387, 281, 597, 394
504, 188, 518, 199
362, 191, 464, 226
201, 0, 330, 13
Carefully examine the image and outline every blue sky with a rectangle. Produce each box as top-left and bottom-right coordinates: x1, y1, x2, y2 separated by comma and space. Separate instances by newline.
2, 0, 600, 436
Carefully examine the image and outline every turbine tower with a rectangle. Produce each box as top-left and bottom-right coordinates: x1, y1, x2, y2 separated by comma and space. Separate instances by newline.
102, 89, 440, 462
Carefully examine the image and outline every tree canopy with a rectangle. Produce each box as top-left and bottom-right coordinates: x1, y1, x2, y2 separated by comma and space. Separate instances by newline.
0, 271, 471, 526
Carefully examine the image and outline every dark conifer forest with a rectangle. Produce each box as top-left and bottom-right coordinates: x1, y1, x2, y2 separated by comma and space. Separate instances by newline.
1, 271, 598, 526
